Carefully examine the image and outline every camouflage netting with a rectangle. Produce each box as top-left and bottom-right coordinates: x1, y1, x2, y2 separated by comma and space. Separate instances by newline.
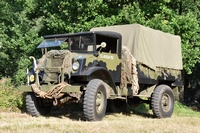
32, 50, 72, 101
37, 50, 72, 76
121, 46, 139, 95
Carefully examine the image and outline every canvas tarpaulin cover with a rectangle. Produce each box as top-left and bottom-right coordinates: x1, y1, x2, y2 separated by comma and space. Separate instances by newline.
90, 24, 183, 70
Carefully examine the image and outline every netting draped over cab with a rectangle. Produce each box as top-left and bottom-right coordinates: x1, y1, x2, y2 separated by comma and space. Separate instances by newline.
30, 50, 72, 101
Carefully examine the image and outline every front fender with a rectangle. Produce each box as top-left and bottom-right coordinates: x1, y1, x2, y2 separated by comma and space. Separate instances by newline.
81, 67, 117, 94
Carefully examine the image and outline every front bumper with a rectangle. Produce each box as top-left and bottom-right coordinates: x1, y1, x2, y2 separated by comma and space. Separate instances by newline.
18, 84, 81, 93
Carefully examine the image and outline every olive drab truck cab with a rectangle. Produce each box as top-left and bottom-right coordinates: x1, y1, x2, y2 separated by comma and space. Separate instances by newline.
19, 24, 183, 121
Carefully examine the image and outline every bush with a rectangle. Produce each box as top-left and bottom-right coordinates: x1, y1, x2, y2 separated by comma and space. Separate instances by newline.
0, 78, 25, 112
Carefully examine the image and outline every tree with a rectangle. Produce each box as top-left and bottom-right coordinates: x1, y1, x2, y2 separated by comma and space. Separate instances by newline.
0, 0, 43, 85
1, 0, 200, 87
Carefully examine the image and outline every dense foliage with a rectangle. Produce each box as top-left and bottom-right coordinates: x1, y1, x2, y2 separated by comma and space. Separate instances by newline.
0, 78, 24, 111
0, 0, 200, 87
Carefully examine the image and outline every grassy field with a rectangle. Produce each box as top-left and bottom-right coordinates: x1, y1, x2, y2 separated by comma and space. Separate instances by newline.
0, 79, 200, 133
0, 102, 200, 133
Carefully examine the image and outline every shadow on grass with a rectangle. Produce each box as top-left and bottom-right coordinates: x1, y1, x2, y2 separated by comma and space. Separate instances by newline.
19, 93, 155, 121
123, 103, 155, 118
18, 90, 200, 120
48, 103, 155, 121
49, 103, 86, 121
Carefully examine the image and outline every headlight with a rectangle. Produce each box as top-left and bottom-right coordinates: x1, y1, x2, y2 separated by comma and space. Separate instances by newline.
29, 75, 35, 82
72, 61, 80, 71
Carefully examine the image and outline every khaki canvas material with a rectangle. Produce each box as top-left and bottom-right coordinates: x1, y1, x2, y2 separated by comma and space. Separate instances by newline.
91, 24, 183, 70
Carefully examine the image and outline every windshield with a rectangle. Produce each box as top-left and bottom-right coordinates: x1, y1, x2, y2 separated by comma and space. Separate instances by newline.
68, 34, 94, 52
37, 38, 67, 48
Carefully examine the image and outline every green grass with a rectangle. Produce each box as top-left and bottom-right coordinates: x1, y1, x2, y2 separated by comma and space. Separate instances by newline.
174, 101, 200, 117
128, 101, 200, 118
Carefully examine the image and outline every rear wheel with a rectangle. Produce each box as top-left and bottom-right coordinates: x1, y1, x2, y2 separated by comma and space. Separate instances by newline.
26, 92, 52, 117
83, 79, 107, 121
151, 85, 174, 118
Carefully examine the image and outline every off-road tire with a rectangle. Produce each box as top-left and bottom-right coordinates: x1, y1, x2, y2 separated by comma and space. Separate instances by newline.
83, 79, 107, 121
26, 92, 52, 117
107, 99, 127, 113
151, 85, 174, 118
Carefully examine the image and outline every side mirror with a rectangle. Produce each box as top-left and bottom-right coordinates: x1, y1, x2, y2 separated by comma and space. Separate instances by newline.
97, 42, 107, 52
101, 42, 106, 48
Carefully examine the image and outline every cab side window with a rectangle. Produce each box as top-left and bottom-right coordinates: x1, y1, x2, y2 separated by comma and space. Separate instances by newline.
96, 35, 117, 54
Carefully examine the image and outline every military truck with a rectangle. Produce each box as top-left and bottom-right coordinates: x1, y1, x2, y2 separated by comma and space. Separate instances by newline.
19, 24, 183, 121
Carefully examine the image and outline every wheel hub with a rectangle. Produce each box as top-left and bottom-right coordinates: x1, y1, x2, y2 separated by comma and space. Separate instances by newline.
96, 90, 104, 114
162, 93, 171, 112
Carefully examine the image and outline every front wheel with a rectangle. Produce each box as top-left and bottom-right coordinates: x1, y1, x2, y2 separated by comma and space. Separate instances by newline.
26, 92, 52, 117
83, 79, 107, 121
151, 85, 174, 118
